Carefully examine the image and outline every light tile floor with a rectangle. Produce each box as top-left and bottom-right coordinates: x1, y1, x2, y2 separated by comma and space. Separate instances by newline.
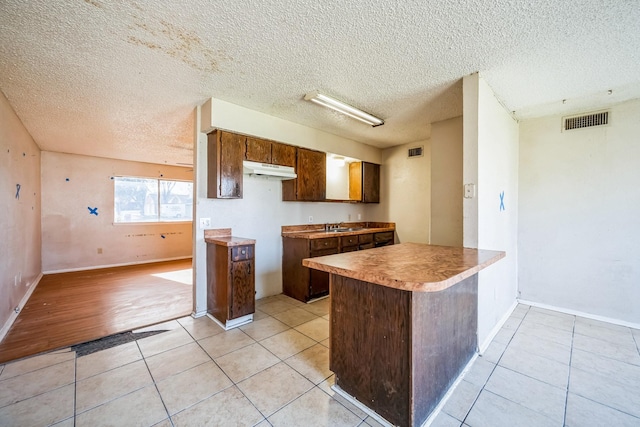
1, 297, 639, 426
434, 304, 640, 427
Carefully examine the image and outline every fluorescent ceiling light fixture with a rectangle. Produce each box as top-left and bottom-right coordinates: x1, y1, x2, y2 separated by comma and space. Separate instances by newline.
304, 91, 384, 127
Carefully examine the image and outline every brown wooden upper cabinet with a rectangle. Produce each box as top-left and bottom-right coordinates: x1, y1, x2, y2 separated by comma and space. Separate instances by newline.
246, 137, 296, 167
349, 161, 380, 203
282, 148, 326, 201
207, 130, 244, 199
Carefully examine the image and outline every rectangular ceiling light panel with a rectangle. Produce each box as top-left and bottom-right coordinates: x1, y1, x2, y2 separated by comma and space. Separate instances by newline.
304, 91, 384, 127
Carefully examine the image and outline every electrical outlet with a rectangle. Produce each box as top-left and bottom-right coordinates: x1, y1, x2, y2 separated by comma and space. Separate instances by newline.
308, 216, 313, 223
348, 214, 351, 221
357, 213, 362, 220
200, 217, 211, 228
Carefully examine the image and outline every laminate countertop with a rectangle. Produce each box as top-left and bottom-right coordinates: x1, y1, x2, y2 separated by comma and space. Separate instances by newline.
282, 222, 395, 239
303, 242, 505, 292
204, 228, 255, 247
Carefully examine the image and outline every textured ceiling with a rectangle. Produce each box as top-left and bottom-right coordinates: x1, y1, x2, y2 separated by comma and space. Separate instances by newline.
1, 0, 639, 166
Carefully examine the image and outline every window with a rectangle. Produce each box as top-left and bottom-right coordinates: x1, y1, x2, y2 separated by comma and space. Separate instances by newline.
114, 177, 193, 223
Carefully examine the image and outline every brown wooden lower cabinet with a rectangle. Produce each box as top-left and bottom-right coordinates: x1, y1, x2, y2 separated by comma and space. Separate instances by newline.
207, 243, 255, 328
331, 274, 478, 426
282, 237, 337, 302
282, 231, 394, 302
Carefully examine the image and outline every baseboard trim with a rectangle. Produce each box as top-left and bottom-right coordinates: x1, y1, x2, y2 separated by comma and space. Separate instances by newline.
43, 256, 192, 274
0, 272, 43, 344
478, 299, 518, 354
518, 299, 640, 330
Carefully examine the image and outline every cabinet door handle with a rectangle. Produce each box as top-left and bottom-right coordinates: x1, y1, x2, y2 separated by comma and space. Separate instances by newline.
247, 263, 251, 275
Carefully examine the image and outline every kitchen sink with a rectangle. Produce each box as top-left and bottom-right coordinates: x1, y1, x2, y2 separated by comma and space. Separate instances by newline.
327, 227, 364, 232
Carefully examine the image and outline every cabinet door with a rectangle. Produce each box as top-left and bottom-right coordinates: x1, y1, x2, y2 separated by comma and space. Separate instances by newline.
362, 162, 380, 203
246, 137, 272, 163
309, 247, 338, 298
230, 259, 255, 319
271, 142, 296, 167
297, 148, 326, 201
208, 131, 244, 198
349, 162, 363, 201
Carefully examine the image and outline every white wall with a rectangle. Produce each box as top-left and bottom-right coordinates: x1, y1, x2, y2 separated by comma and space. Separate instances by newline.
519, 99, 640, 324
41, 152, 193, 272
372, 140, 431, 244
464, 74, 519, 349
431, 116, 463, 246
0, 90, 42, 338
194, 99, 383, 316
326, 159, 350, 200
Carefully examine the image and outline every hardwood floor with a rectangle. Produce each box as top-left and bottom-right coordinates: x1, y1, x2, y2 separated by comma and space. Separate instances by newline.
0, 259, 193, 364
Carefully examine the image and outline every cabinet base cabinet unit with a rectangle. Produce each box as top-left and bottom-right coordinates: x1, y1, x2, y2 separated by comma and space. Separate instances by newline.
206, 234, 256, 330
282, 226, 396, 303
282, 237, 338, 302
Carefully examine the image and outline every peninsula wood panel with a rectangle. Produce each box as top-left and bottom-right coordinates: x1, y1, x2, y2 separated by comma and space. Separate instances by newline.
330, 273, 478, 427
331, 275, 411, 425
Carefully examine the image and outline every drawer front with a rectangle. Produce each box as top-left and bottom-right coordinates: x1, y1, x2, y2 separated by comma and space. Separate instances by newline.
359, 242, 375, 250
358, 233, 374, 244
341, 245, 359, 253
310, 247, 339, 258
340, 235, 359, 248
374, 231, 394, 243
310, 237, 339, 252
232, 245, 254, 261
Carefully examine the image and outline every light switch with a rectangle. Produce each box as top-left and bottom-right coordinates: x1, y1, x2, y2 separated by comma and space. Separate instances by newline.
200, 217, 211, 228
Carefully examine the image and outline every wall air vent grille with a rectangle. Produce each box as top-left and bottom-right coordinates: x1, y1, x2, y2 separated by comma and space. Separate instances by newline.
408, 146, 423, 158
564, 111, 609, 131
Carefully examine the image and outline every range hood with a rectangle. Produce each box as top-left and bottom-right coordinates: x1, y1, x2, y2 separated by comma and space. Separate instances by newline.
243, 161, 297, 180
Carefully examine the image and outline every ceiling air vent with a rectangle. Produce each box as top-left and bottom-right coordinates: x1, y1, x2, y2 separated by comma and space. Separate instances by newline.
408, 146, 423, 158
564, 111, 609, 131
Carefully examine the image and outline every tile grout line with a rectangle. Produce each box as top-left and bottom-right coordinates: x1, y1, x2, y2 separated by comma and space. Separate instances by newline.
461, 304, 528, 425
187, 323, 269, 424
135, 338, 175, 426
562, 314, 577, 427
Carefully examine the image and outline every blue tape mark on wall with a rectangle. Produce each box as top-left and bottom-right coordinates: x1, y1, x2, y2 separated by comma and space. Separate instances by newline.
161, 235, 166, 239
65, 178, 70, 182
499, 191, 505, 211
15, 184, 21, 199
88, 207, 99, 216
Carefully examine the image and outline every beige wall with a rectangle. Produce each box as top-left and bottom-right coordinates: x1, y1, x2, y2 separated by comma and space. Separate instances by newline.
373, 140, 431, 244
0, 90, 42, 338
463, 74, 520, 350
519, 99, 640, 325
430, 116, 463, 246
41, 152, 193, 272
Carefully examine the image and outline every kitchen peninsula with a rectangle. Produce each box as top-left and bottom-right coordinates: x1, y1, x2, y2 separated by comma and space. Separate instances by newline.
303, 243, 505, 427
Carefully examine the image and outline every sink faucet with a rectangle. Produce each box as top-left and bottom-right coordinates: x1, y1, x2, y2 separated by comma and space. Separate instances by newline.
324, 222, 342, 231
